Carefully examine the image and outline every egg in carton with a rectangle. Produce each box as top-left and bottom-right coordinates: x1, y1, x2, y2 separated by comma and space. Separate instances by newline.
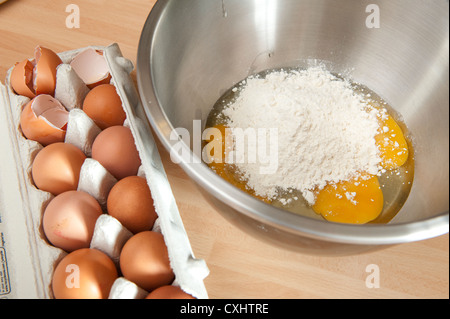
0, 43, 209, 299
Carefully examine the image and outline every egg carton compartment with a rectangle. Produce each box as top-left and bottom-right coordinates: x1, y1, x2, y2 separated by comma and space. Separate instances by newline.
0, 43, 209, 299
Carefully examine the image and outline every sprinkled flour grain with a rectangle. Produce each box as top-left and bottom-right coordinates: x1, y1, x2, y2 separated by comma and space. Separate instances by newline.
221, 66, 384, 205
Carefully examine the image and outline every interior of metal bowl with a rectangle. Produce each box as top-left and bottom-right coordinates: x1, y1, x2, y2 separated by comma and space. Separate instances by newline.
137, 0, 449, 244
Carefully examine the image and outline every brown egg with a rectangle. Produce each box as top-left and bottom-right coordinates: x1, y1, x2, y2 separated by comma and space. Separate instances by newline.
20, 94, 68, 146
10, 59, 36, 98
107, 176, 157, 234
120, 231, 174, 292
52, 248, 118, 299
145, 285, 196, 299
34, 46, 63, 96
32, 142, 86, 195
91, 126, 141, 180
43, 191, 103, 252
82, 84, 126, 130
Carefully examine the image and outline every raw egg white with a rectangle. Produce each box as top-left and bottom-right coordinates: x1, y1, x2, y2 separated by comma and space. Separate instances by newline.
52, 248, 118, 299
312, 114, 409, 224
43, 190, 103, 252
31, 142, 86, 195
91, 125, 141, 180
208, 113, 410, 225
120, 231, 174, 292
82, 84, 126, 130
107, 176, 157, 234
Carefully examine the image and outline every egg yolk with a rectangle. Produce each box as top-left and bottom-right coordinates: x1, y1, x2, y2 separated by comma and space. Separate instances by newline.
204, 124, 229, 166
375, 114, 409, 170
205, 124, 271, 203
205, 111, 408, 225
312, 174, 384, 224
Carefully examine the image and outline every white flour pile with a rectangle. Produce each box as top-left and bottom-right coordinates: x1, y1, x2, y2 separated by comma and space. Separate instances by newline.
221, 66, 383, 205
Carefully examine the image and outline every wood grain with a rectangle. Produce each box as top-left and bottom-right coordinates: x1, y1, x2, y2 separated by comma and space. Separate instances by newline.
1, 0, 448, 299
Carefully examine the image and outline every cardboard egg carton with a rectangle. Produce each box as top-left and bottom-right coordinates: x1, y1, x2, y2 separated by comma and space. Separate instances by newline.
0, 43, 209, 299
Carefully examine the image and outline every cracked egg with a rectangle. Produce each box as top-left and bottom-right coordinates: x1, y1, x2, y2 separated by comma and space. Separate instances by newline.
10, 46, 63, 98
20, 94, 69, 146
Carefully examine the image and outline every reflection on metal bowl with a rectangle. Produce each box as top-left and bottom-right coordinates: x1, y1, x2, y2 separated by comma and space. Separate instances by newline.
137, 0, 449, 255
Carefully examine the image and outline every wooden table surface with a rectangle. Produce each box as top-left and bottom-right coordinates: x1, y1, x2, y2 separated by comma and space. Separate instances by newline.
1, 0, 448, 299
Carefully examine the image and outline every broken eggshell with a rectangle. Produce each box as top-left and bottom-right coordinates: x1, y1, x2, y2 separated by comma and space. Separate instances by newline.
34, 46, 63, 96
70, 48, 112, 89
20, 94, 69, 146
10, 46, 63, 99
10, 59, 36, 99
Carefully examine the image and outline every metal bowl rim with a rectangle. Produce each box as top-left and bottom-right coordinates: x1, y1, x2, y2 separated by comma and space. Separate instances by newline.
136, 0, 449, 246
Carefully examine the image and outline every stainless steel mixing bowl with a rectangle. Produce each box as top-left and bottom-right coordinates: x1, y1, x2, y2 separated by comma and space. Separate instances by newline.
137, 0, 449, 255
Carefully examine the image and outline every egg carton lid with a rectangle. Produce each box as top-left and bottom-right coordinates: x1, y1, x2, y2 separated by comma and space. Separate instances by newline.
0, 43, 209, 299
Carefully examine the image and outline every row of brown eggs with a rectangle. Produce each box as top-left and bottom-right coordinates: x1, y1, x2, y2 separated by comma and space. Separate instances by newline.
52, 243, 194, 299
9, 46, 194, 299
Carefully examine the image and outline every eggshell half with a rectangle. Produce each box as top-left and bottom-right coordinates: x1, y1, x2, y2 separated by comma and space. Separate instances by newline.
10, 59, 36, 98
70, 48, 111, 89
34, 46, 63, 96
20, 94, 68, 146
